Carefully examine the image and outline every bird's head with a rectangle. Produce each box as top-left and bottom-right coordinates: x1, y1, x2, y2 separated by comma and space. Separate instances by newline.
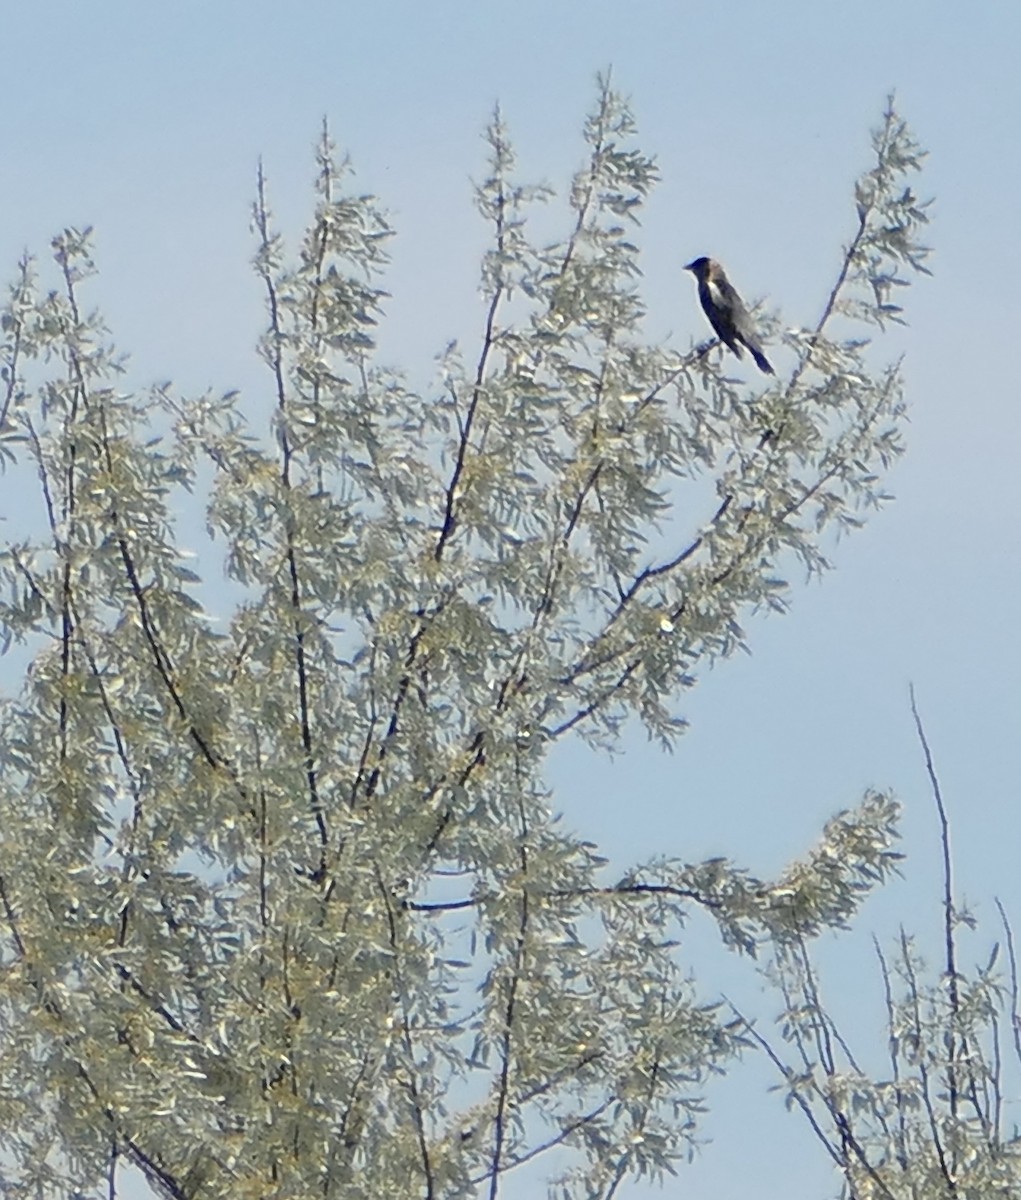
684, 256, 715, 279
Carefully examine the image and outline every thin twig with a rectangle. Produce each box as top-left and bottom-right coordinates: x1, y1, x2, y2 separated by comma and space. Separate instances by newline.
995, 897, 1021, 1072
874, 938, 910, 1172
434, 117, 509, 563
900, 926, 956, 1193
0, 253, 30, 429
487, 778, 531, 1200
253, 164, 328, 867
377, 867, 436, 1200
910, 683, 960, 1121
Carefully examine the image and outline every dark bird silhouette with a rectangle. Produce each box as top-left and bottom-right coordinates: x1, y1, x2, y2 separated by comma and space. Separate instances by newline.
684, 256, 774, 375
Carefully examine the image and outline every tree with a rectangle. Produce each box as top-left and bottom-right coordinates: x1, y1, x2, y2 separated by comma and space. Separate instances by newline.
745, 695, 1021, 1200
0, 80, 928, 1199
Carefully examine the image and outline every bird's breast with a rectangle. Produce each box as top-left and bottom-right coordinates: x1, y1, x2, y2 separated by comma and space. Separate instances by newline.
705, 279, 727, 308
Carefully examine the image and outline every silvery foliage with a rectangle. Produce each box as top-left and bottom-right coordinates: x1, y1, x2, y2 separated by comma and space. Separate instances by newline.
0, 83, 926, 1199
761, 917, 1021, 1200
755, 719, 1021, 1200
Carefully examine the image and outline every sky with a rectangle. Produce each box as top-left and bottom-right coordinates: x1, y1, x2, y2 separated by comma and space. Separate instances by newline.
2, 2, 1020, 1198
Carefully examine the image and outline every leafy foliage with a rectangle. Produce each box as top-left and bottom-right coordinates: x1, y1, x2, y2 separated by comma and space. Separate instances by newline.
747, 699, 1021, 1200
0, 83, 926, 1199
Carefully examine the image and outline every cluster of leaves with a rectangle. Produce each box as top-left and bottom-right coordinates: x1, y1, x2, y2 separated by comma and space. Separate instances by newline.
0, 82, 927, 1199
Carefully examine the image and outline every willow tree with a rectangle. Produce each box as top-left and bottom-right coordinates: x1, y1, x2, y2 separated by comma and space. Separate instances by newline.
0, 82, 927, 1200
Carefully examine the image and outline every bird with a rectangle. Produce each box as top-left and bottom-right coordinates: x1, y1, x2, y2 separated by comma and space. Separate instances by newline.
684, 256, 774, 375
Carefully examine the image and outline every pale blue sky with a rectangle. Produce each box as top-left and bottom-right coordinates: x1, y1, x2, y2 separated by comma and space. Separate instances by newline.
3, 3, 1020, 1198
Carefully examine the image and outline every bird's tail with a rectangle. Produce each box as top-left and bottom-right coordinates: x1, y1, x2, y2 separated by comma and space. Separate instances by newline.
750, 345, 774, 376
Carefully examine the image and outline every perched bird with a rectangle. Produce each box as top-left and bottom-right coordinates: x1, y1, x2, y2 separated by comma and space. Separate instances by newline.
684, 256, 774, 375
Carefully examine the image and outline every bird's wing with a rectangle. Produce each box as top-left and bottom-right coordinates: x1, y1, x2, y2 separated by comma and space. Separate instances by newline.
712, 277, 752, 326
700, 282, 743, 355
717, 277, 772, 366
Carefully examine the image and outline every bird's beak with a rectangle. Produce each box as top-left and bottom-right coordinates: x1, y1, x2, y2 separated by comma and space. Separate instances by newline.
683, 260, 697, 272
